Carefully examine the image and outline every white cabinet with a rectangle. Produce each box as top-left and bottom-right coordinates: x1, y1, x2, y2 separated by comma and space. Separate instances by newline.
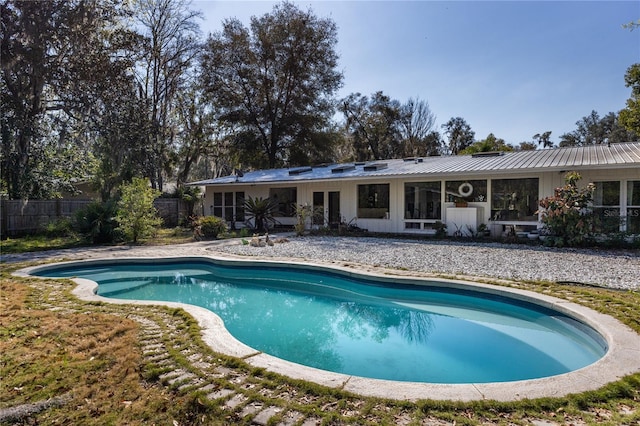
446, 207, 483, 236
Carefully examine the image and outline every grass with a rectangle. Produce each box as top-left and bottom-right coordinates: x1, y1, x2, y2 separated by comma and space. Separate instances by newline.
0, 227, 195, 254
0, 234, 87, 254
1, 233, 640, 424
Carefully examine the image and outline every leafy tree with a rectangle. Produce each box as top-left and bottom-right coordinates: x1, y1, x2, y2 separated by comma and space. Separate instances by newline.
115, 177, 163, 243
622, 19, 640, 31
341, 91, 402, 161
459, 133, 513, 155
441, 117, 475, 154
619, 63, 640, 136
559, 110, 636, 147
200, 2, 342, 169
422, 131, 445, 156
533, 131, 553, 148
0, 0, 132, 199
90, 82, 154, 201
518, 141, 537, 151
134, 0, 202, 191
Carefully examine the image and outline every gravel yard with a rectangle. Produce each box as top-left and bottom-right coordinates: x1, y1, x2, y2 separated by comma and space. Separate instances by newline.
3, 235, 638, 289
217, 236, 640, 290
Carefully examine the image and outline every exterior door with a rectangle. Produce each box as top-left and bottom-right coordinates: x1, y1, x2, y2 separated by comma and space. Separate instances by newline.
313, 191, 340, 227
328, 191, 340, 227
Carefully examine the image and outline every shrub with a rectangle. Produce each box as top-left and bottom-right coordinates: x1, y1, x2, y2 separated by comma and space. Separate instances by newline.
243, 196, 278, 232
74, 200, 119, 244
538, 172, 596, 247
42, 217, 75, 238
197, 216, 228, 239
115, 178, 163, 243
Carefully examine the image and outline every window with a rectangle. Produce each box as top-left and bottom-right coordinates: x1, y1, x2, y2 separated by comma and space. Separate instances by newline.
628, 181, 640, 233
404, 182, 441, 219
445, 180, 487, 202
358, 184, 390, 218
269, 187, 297, 217
593, 181, 621, 233
212, 191, 244, 222
491, 178, 539, 221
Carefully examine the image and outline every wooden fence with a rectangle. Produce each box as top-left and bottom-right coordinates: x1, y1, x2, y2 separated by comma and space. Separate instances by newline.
1, 198, 189, 237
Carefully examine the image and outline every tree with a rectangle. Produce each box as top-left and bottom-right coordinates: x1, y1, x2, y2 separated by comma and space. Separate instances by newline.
622, 19, 640, 31
441, 117, 475, 154
422, 131, 445, 156
90, 83, 154, 201
533, 131, 553, 148
115, 177, 163, 243
559, 110, 636, 147
134, 0, 202, 191
341, 92, 402, 161
619, 63, 640, 136
398, 98, 439, 156
174, 83, 217, 186
200, 2, 342, 169
459, 133, 513, 155
518, 141, 537, 151
0, 0, 133, 199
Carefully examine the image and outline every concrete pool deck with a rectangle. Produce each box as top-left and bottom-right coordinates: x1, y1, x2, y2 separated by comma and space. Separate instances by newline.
12, 239, 640, 403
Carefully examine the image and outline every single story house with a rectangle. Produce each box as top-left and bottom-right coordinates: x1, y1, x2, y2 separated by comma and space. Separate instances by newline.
190, 142, 640, 237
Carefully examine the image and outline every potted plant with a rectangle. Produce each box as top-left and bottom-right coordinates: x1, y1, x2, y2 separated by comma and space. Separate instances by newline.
454, 198, 468, 208
477, 223, 490, 237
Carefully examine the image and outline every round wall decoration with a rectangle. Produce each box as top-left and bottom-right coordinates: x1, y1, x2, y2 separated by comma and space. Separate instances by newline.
458, 182, 473, 197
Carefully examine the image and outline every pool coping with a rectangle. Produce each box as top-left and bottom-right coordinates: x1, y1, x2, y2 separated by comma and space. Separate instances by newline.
17, 255, 640, 402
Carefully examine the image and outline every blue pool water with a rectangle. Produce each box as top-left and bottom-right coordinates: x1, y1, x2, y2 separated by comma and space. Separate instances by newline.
34, 260, 607, 384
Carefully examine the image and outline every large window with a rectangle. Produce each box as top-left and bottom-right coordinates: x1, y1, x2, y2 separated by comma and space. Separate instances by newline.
491, 178, 539, 221
628, 181, 640, 233
404, 182, 441, 219
269, 187, 297, 217
212, 191, 245, 222
445, 180, 487, 202
593, 181, 621, 232
358, 184, 390, 219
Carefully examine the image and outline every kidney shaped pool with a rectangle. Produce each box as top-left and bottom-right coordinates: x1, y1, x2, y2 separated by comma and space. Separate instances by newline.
32, 258, 607, 384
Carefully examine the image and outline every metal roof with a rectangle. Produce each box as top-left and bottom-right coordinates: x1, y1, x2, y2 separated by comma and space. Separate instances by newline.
189, 142, 640, 186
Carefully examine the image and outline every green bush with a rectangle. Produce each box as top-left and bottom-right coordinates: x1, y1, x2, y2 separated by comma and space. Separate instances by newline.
74, 200, 119, 244
198, 216, 228, 239
538, 172, 596, 247
42, 217, 75, 238
115, 178, 163, 243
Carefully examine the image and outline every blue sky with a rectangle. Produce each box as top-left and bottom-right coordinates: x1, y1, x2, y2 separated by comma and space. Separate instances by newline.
194, 1, 640, 146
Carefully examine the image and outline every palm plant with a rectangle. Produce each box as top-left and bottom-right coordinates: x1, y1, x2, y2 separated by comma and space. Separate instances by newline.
243, 196, 278, 232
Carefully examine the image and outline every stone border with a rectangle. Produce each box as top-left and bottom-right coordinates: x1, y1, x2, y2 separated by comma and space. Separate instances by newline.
17, 256, 640, 402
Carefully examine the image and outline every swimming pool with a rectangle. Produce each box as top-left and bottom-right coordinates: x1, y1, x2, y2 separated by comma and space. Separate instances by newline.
32, 258, 607, 384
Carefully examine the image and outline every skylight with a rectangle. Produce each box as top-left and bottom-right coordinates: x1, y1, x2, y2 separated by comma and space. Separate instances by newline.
288, 166, 312, 176
363, 163, 388, 171
331, 164, 356, 173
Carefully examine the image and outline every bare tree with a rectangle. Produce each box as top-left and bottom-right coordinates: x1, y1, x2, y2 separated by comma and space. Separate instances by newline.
134, 0, 202, 190
399, 98, 437, 156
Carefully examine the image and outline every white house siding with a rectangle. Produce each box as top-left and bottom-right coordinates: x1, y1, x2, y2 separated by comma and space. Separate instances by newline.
195, 144, 640, 235
203, 167, 640, 234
